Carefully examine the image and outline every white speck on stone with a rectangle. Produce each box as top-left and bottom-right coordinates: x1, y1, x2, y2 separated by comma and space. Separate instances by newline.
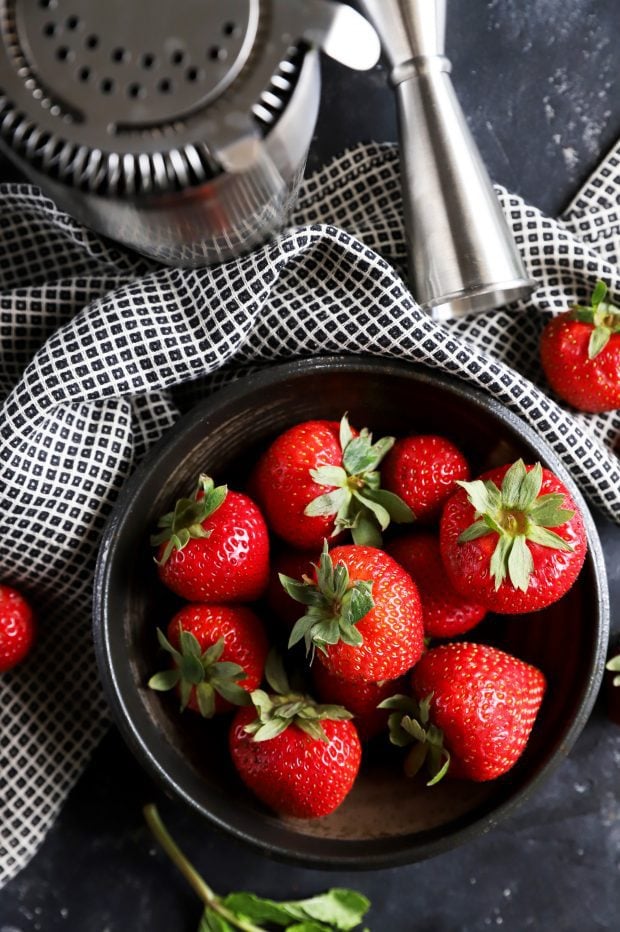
496, 919, 504, 926
503, 888, 512, 898
60, 909, 69, 919
543, 99, 555, 122
470, 877, 477, 885
553, 133, 562, 145
562, 147, 579, 171
577, 847, 585, 856
574, 782, 588, 794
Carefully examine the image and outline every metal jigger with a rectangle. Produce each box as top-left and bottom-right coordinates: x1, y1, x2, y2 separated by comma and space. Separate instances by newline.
358, 0, 535, 320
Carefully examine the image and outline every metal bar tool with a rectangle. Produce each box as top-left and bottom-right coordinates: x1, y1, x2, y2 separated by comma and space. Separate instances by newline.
358, 0, 535, 319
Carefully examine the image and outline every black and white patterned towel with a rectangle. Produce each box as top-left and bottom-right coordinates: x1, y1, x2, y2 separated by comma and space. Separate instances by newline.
1, 140, 619, 887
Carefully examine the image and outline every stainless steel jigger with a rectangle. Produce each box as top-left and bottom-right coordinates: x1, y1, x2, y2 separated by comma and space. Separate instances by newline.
358, 0, 535, 320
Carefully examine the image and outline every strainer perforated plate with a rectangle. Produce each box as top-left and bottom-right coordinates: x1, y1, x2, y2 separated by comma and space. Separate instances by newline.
0, 0, 304, 194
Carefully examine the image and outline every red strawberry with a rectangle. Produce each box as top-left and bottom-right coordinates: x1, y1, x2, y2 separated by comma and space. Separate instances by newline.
0, 585, 35, 672
229, 656, 361, 818
439, 460, 587, 613
265, 549, 318, 630
251, 415, 413, 551
382, 435, 470, 523
152, 475, 269, 603
312, 663, 406, 741
381, 643, 546, 783
387, 532, 486, 638
540, 280, 620, 413
148, 604, 269, 717
281, 542, 424, 683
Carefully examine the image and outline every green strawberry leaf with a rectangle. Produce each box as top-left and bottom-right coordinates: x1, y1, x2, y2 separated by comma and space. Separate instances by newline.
339, 414, 355, 452
457, 519, 491, 543
147, 669, 180, 691
606, 655, 620, 672
310, 465, 349, 488
195, 682, 216, 718
527, 525, 573, 551
591, 280, 608, 307
350, 511, 382, 547
362, 488, 415, 523
588, 326, 611, 360
305, 488, 350, 519
507, 535, 534, 592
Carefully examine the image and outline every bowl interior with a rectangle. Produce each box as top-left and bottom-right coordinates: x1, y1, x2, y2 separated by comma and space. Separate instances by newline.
95, 357, 607, 867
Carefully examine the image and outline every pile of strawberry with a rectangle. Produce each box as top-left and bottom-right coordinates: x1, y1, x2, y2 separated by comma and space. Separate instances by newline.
148, 414, 588, 820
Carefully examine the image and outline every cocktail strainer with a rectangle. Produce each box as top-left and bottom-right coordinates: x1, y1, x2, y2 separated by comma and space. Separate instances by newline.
0, 0, 379, 265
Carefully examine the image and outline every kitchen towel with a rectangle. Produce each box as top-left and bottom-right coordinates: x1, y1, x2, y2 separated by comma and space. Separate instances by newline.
1, 139, 619, 888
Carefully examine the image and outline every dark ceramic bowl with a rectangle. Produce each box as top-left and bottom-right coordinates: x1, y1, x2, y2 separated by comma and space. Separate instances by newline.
93, 356, 609, 868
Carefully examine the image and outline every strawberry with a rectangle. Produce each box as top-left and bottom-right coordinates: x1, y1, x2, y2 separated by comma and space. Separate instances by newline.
229, 655, 361, 818
382, 435, 470, 523
152, 475, 269, 603
148, 604, 268, 717
540, 280, 620, 413
251, 415, 413, 550
312, 663, 406, 741
439, 459, 587, 613
281, 542, 424, 682
387, 532, 487, 638
0, 585, 35, 672
381, 642, 546, 783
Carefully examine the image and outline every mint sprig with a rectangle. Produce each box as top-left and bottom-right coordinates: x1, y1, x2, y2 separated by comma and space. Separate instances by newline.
304, 414, 414, 547
456, 460, 575, 592
571, 280, 620, 360
144, 804, 371, 932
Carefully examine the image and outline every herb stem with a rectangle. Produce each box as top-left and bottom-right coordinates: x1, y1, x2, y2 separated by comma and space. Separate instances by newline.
143, 804, 264, 932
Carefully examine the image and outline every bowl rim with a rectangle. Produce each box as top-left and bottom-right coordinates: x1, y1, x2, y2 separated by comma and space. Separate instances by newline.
93, 354, 610, 869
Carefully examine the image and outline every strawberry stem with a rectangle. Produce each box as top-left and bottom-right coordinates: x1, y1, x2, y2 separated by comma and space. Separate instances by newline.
143, 805, 264, 932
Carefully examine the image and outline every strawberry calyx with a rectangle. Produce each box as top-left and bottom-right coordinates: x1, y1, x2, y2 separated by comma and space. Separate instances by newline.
378, 693, 450, 786
304, 414, 414, 547
148, 628, 249, 717
280, 541, 374, 656
244, 652, 353, 743
456, 460, 575, 592
606, 654, 620, 687
571, 280, 620, 359
151, 474, 227, 565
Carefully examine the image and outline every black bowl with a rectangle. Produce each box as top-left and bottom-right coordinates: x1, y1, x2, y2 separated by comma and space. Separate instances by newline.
93, 356, 609, 868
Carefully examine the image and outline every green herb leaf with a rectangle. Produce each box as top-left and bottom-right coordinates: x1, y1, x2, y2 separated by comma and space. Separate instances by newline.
529, 493, 574, 527
264, 650, 291, 696
196, 682, 216, 718
198, 907, 236, 932
339, 414, 354, 452
515, 462, 543, 510
490, 534, 513, 590
501, 459, 527, 508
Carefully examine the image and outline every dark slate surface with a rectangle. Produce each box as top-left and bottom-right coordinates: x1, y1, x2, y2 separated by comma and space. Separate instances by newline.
2, 2, 620, 930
